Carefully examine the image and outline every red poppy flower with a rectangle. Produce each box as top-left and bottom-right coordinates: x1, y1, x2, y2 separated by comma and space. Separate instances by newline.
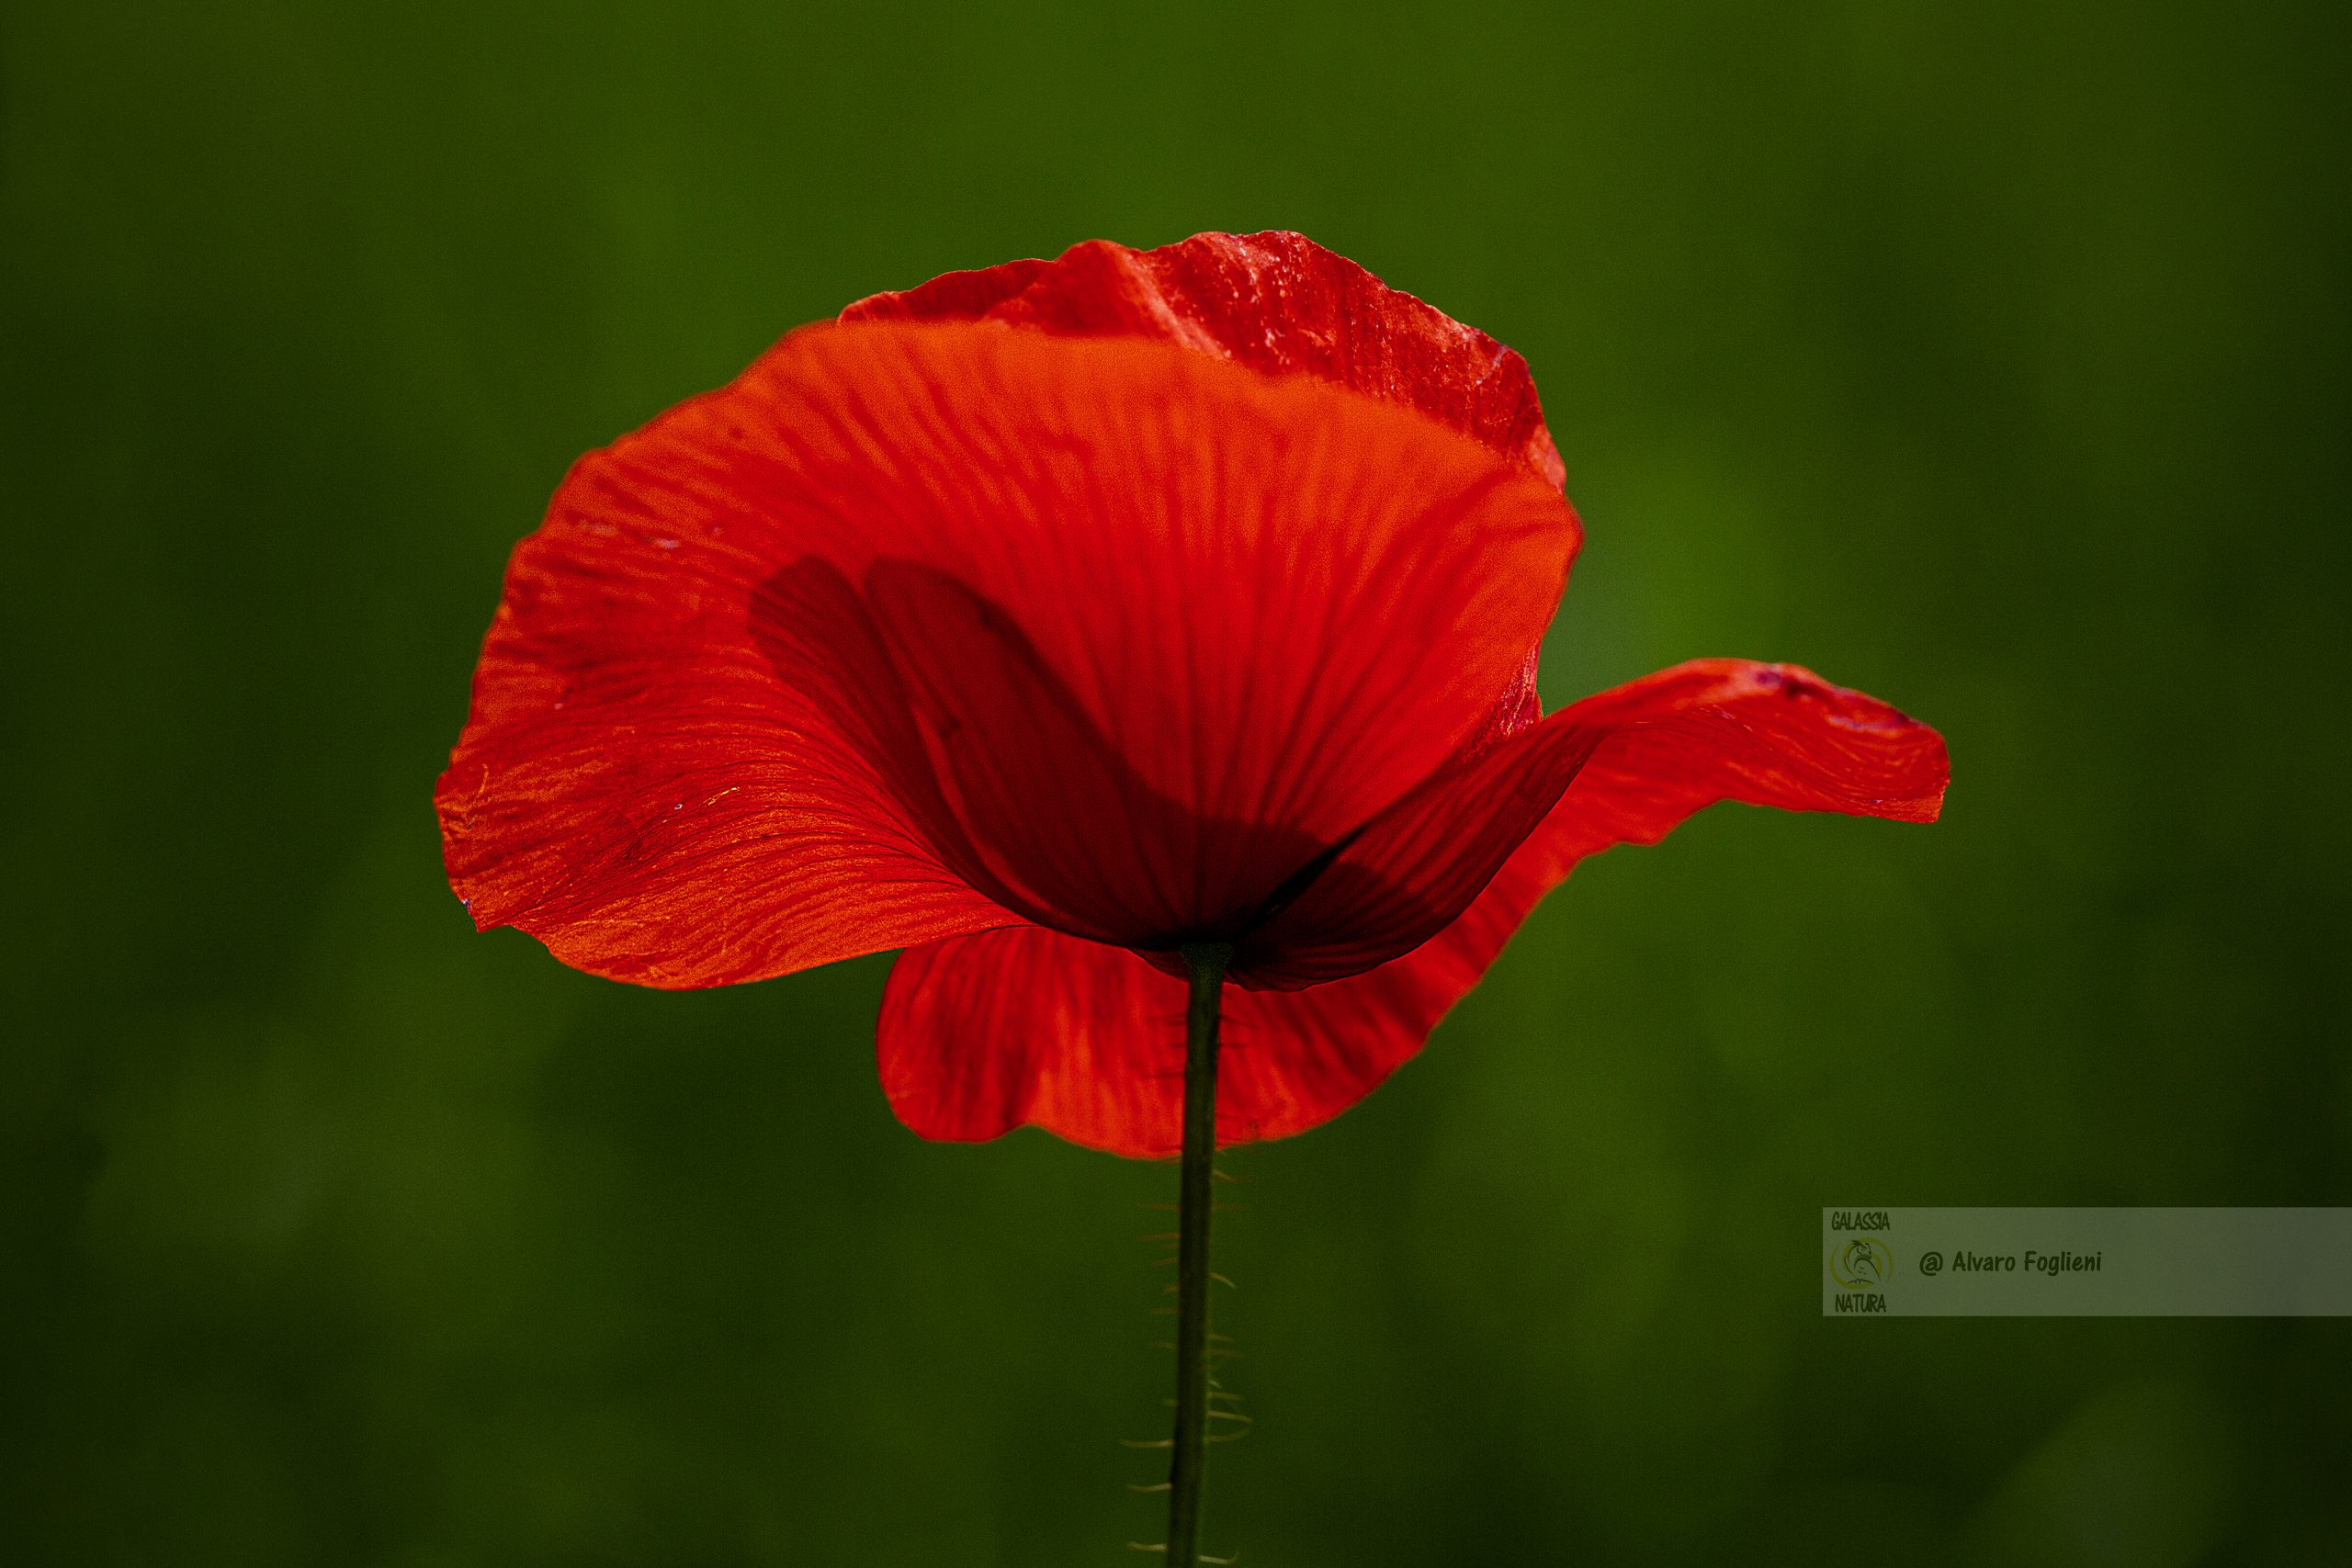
437, 231, 1947, 1159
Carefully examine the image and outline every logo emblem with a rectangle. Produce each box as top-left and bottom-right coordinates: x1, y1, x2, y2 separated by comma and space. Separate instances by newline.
1830, 1236, 1894, 1289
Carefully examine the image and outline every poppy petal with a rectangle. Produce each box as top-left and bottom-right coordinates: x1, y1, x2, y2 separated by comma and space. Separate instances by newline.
440, 321, 1577, 980
1514, 657, 1949, 852
879, 661, 1944, 1154
1238, 659, 1946, 986
879, 923, 1456, 1156
843, 231, 1566, 487
435, 562, 1019, 989
1232, 703, 1608, 987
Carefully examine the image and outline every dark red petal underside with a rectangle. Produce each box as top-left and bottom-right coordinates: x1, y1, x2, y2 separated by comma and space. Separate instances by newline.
1230, 704, 1609, 987
843, 231, 1566, 490
439, 321, 1576, 982
878, 660, 1946, 1156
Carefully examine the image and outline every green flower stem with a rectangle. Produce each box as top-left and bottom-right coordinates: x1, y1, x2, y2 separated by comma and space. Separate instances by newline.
1165, 941, 1232, 1566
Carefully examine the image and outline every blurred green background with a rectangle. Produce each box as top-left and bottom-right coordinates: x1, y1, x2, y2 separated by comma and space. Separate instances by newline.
6, 2, 2347, 1563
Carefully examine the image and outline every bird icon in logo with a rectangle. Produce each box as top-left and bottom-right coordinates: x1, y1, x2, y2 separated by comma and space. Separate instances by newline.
1831, 1237, 1893, 1289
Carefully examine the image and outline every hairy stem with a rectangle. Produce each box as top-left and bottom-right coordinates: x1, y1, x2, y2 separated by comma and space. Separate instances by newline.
1165, 941, 1231, 1565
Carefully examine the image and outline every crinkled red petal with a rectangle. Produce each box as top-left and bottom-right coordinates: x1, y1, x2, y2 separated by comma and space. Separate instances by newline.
843, 231, 1566, 489
877, 660, 1945, 1155
437, 321, 1576, 982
